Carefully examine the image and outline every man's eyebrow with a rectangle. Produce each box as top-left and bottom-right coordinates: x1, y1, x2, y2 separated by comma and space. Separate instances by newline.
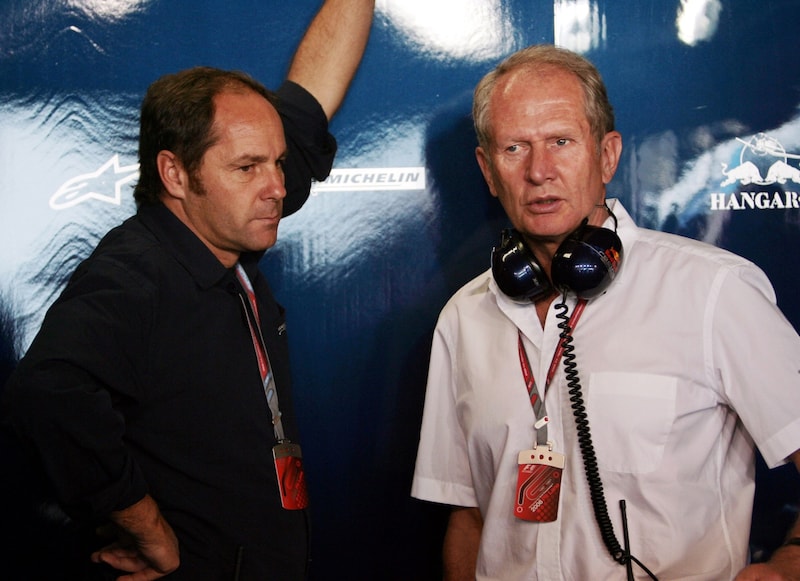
228, 153, 274, 165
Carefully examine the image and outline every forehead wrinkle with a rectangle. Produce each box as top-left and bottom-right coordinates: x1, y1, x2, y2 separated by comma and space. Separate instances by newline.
488, 67, 588, 144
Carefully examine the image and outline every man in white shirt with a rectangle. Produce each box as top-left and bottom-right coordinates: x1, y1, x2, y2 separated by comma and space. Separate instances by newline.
412, 44, 800, 580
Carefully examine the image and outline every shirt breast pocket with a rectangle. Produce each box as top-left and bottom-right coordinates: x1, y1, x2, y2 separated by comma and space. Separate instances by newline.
586, 372, 677, 474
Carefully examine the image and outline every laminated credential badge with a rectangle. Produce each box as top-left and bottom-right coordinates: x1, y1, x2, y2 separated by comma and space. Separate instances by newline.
514, 447, 565, 522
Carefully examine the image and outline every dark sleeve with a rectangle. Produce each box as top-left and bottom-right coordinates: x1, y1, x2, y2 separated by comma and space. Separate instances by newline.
276, 80, 338, 217
0, 255, 150, 521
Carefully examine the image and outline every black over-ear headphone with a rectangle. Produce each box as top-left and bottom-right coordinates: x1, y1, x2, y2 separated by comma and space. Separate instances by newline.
491, 218, 623, 302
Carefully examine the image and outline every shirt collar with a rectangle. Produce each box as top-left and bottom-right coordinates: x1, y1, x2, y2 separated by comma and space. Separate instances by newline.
603, 198, 639, 256
136, 202, 264, 290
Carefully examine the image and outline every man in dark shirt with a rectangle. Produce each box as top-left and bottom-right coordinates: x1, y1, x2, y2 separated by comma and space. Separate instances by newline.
0, 1, 374, 579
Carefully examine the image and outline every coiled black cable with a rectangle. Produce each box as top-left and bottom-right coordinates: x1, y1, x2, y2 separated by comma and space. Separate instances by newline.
556, 298, 659, 581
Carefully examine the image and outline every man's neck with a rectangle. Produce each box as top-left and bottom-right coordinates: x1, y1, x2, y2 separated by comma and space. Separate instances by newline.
533, 291, 559, 327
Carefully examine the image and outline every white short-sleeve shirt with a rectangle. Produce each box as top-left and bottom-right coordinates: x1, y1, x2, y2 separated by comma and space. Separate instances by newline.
411, 200, 800, 580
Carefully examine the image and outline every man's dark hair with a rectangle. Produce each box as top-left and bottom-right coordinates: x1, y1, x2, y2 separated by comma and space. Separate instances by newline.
133, 67, 279, 207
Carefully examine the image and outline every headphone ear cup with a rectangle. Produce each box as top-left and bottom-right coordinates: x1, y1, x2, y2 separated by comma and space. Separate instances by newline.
491, 229, 553, 302
551, 226, 623, 299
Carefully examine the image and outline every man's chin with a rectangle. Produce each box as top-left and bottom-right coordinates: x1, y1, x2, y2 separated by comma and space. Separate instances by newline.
238, 231, 279, 254
519, 214, 586, 240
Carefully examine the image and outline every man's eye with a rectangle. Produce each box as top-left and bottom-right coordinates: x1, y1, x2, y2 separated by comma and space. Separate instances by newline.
239, 165, 254, 173
555, 138, 570, 147
506, 144, 520, 153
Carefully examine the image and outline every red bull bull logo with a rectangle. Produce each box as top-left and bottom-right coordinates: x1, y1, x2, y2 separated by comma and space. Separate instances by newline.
711, 132, 800, 211
604, 246, 621, 271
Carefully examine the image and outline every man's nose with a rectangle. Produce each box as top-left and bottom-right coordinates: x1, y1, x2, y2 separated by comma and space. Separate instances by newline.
525, 145, 556, 184
260, 166, 286, 200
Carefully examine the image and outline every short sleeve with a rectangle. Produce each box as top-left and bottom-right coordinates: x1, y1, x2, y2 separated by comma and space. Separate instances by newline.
712, 263, 800, 467
276, 81, 338, 217
412, 318, 479, 508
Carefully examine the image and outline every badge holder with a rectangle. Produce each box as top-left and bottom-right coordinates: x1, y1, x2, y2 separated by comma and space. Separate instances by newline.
514, 441, 565, 522
273, 441, 309, 510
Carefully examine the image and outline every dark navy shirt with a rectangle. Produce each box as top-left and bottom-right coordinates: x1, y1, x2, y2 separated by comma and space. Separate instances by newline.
1, 81, 335, 580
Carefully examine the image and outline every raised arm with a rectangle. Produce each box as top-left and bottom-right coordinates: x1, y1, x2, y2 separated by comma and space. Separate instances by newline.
286, 0, 375, 120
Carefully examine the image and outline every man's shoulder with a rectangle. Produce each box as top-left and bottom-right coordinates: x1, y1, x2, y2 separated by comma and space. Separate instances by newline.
87, 206, 232, 294
70, 213, 177, 293
613, 200, 755, 271
449, 268, 494, 303
90, 214, 161, 264
633, 226, 753, 269
437, 269, 495, 323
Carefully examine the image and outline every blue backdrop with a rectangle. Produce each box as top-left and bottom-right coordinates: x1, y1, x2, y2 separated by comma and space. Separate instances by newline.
2, 0, 799, 578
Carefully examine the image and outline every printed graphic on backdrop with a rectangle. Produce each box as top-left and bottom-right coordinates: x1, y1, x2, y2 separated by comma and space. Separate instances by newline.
49, 155, 140, 210
49, 160, 427, 211
714, 133, 800, 210
2, 0, 799, 579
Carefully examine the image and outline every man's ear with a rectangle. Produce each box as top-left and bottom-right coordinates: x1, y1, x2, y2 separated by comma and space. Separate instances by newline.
157, 150, 189, 200
600, 131, 622, 185
475, 146, 499, 198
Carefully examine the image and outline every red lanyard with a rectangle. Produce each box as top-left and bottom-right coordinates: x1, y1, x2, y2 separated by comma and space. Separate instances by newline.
236, 265, 270, 381
518, 300, 587, 443
236, 264, 285, 443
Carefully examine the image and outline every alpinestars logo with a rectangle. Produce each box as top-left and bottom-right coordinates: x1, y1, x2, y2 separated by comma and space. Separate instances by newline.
49, 155, 139, 210
711, 133, 800, 211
